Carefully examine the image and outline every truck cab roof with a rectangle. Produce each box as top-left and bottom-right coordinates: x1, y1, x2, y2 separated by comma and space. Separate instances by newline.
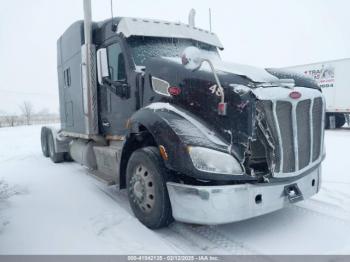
115, 17, 223, 49
94, 17, 223, 49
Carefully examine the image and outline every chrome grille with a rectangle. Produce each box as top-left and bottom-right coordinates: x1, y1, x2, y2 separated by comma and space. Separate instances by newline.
257, 89, 324, 178
276, 101, 295, 173
312, 97, 323, 161
296, 100, 311, 170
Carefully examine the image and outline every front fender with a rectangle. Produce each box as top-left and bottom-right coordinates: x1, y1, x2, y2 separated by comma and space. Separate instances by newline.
129, 103, 255, 182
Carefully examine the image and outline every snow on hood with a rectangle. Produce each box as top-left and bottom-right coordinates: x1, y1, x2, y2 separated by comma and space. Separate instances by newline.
164, 56, 279, 83
212, 60, 279, 83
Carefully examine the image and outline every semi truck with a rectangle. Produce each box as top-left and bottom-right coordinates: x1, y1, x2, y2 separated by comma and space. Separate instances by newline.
40, 0, 325, 228
284, 58, 350, 129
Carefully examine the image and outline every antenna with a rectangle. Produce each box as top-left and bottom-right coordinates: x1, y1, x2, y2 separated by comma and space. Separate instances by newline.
209, 8, 212, 32
111, 0, 117, 32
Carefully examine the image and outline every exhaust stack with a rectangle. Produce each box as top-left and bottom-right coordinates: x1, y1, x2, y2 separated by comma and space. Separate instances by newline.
81, 0, 99, 136
83, 0, 92, 45
188, 9, 196, 27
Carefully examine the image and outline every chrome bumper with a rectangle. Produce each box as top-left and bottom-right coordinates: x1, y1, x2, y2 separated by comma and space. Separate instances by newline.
167, 166, 321, 225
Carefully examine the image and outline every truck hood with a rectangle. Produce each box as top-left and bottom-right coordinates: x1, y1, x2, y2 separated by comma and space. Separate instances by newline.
143, 57, 258, 158
163, 57, 279, 83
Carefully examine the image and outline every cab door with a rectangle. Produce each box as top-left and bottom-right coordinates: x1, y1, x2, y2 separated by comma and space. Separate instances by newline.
98, 41, 132, 136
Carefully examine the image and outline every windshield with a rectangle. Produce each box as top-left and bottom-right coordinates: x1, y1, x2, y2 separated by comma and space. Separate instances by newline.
126, 36, 220, 66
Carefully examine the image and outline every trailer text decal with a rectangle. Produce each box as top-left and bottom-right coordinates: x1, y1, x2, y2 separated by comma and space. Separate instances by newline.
304, 64, 335, 88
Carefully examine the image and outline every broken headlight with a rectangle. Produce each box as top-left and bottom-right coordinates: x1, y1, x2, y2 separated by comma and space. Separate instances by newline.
188, 146, 243, 175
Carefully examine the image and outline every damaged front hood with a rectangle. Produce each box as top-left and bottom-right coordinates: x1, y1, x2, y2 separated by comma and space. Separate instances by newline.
163, 56, 279, 83
207, 60, 279, 83
144, 57, 259, 150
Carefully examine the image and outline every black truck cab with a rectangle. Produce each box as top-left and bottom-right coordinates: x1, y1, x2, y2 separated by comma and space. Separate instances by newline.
42, 15, 325, 228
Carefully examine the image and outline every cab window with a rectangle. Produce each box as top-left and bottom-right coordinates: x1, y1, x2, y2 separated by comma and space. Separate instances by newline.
106, 43, 126, 81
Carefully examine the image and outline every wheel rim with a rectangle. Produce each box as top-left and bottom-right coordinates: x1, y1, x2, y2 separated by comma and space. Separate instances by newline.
129, 165, 156, 213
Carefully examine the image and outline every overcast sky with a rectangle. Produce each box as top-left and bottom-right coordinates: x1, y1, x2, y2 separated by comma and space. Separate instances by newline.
0, 0, 350, 114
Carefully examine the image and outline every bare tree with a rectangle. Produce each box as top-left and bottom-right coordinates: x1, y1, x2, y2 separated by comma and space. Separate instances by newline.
5, 115, 17, 127
20, 101, 34, 125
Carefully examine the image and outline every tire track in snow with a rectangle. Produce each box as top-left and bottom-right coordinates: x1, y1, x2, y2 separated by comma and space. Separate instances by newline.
322, 187, 350, 202
93, 182, 132, 214
298, 198, 350, 222
168, 223, 261, 255
93, 181, 260, 254
309, 196, 350, 212
323, 180, 350, 185
0, 154, 36, 164
88, 175, 350, 256
87, 182, 186, 254
292, 203, 350, 224
296, 186, 350, 221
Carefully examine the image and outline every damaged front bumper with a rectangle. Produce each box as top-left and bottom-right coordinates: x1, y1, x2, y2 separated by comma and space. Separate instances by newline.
167, 166, 321, 225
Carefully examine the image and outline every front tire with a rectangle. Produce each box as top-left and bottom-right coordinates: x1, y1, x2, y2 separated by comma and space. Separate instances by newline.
126, 147, 174, 229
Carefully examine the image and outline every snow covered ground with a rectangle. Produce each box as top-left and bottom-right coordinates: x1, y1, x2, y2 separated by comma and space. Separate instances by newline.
0, 125, 350, 255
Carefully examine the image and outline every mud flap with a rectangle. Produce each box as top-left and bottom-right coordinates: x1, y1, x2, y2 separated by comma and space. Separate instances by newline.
284, 183, 304, 203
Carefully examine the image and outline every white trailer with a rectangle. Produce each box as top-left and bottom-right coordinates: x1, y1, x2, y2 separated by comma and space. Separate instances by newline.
284, 58, 350, 128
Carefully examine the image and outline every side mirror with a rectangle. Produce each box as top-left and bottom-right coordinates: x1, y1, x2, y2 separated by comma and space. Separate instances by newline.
181, 46, 203, 71
97, 48, 109, 85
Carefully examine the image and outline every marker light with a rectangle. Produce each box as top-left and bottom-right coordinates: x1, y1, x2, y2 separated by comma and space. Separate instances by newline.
168, 86, 181, 96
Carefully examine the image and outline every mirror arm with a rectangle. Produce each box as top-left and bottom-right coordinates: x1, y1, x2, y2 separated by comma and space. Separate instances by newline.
102, 77, 130, 99
202, 59, 225, 104
181, 46, 227, 115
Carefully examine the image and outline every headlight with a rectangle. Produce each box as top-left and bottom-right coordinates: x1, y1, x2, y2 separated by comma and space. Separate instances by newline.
188, 146, 243, 175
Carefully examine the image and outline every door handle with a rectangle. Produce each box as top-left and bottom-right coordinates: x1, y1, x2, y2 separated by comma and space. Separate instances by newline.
102, 120, 111, 128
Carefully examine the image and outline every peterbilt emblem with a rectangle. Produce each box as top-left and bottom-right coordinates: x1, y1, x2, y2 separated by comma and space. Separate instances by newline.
289, 91, 302, 99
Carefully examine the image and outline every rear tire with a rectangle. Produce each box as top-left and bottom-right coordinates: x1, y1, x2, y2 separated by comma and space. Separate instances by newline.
335, 114, 346, 128
41, 127, 50, 158
325, 113, 346, 129
48, 131, 64, 163
126, 146, 174, 229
